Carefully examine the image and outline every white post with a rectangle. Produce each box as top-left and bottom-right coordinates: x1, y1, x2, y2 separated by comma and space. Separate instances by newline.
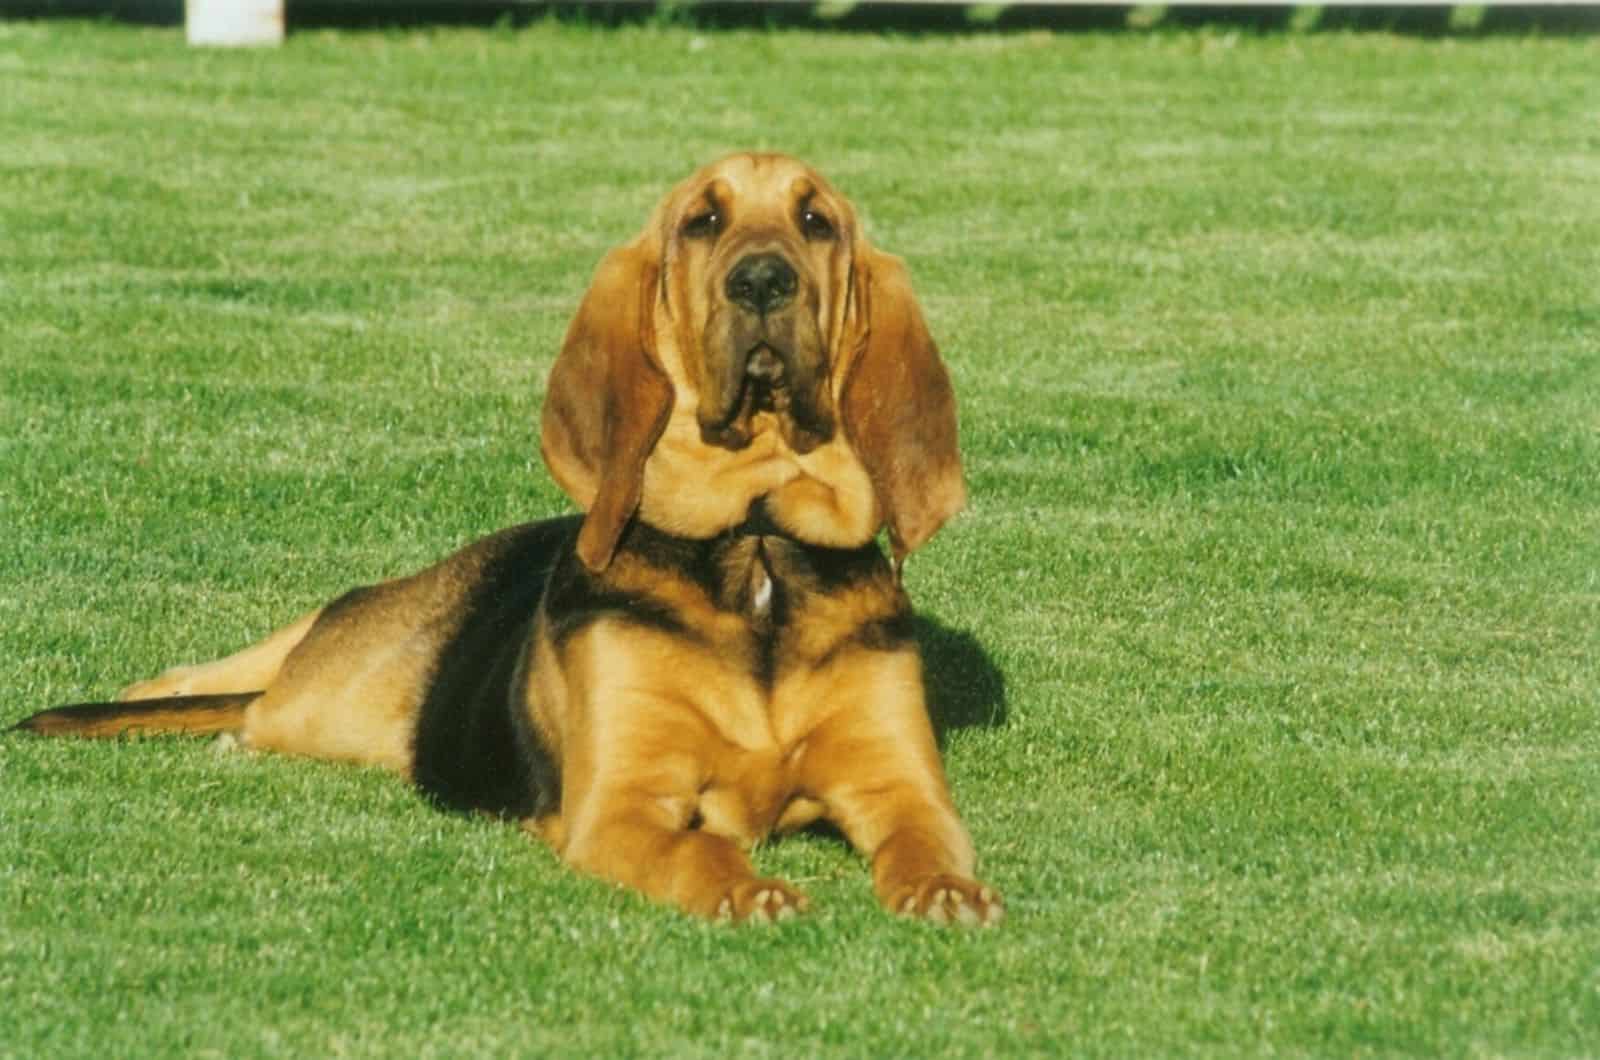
186, 0, 285, 46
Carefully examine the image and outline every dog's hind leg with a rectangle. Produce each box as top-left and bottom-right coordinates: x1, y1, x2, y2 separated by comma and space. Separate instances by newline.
118, 607, 323, 701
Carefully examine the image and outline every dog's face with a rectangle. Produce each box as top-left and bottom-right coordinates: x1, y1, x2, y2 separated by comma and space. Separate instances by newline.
542, 153, 964, 571
655, 154, 858, 456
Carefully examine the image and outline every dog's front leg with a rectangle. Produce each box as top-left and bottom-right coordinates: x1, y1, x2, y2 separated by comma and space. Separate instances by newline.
559, 792, 808, 923
800, 652, 1004, 926
824, 768, 1002, 925
540, 625, 812, 922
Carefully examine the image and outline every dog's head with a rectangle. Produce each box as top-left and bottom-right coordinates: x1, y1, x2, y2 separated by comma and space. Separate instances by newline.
541, 152, 964, 571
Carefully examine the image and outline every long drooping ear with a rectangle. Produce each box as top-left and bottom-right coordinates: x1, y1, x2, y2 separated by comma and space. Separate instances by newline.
540, 238, 674, 571
839, 247, 966, 566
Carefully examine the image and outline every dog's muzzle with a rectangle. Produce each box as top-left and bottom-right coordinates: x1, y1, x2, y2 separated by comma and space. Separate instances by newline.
699, 253, 834, 455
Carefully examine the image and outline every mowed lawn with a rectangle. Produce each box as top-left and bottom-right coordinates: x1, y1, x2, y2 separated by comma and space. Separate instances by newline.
2, 16, 1597, 1057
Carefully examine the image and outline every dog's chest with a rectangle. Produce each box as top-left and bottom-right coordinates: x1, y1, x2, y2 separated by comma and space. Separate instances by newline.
714, 534, 779, 626
700, 531, 903, 671
540, 525, 907, 844
692, 535, 905, 842
558, 522, 901, 705
751, 559, 775, 617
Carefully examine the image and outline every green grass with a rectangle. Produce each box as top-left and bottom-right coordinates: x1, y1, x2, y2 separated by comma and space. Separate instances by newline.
3, 17, 1598, 1057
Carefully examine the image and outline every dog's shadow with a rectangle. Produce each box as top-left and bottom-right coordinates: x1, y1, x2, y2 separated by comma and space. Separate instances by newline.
916, 616, 1008, 745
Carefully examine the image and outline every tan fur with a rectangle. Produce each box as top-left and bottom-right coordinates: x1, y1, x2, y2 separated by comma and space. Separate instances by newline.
120, 608, 321, 701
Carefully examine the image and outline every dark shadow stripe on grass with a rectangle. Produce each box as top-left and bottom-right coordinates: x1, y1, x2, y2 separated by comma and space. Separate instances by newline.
6, 3, 1596, 37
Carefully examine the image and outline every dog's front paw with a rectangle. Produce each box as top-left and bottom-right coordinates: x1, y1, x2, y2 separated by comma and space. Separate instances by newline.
890, 874, 1004, 927
714, 878, 810, 924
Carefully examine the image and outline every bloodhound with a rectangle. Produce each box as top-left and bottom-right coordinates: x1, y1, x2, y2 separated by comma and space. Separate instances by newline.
14, 153, 1002, 926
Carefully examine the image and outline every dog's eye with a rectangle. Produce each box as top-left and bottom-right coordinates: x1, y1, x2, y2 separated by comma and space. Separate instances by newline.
800, 208, 835, 241
683, 210, 722, 239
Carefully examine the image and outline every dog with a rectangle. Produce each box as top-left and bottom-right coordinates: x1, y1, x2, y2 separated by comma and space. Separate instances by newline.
14, 153, 1003, 926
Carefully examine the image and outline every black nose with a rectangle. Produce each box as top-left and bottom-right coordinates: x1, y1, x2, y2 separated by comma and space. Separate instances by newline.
725, 253, 798, 315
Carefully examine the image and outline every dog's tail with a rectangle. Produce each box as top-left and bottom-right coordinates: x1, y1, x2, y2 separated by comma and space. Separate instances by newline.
10, 692, 260, 739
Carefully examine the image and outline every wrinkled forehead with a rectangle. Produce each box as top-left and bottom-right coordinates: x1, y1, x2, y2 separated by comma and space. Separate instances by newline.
664, 153, 853, 229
